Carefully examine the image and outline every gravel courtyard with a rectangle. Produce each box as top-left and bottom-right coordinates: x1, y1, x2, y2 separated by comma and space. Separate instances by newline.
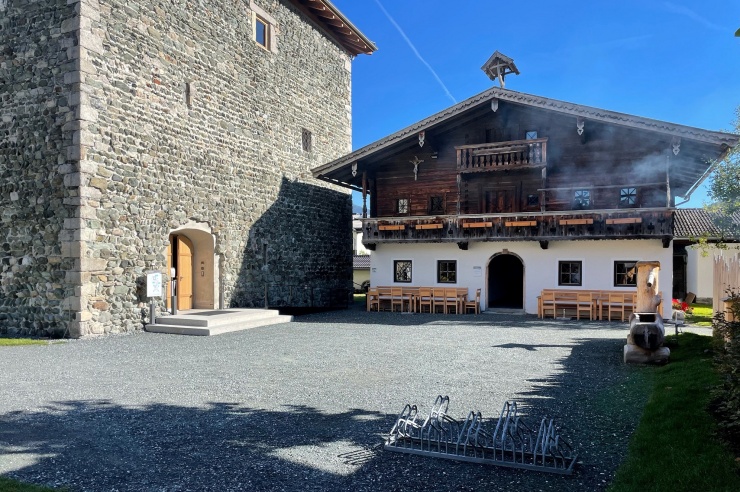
0, 311, 654, 491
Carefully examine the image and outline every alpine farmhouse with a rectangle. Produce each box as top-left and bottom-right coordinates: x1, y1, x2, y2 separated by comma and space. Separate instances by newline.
312, 56, 738, 316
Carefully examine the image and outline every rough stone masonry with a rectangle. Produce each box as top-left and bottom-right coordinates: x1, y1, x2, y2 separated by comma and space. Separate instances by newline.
0, 0, 358, 337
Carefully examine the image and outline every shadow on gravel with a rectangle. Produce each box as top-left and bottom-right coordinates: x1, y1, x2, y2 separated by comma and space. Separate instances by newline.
0, 332, 650, 491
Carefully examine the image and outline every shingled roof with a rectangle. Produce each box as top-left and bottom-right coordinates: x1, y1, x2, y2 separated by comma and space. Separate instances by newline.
674, 208, 740, 240
353, 255, 370, 269
312, 86, 738, 187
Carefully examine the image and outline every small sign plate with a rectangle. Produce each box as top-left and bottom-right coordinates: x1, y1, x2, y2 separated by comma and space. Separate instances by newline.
146, 271, 163, 298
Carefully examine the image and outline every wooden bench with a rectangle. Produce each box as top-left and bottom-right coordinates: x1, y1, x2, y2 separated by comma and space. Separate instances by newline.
368, 286, 473, 314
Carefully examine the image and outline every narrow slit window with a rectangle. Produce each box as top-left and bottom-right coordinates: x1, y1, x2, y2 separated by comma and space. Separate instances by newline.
302, 128, 312, 152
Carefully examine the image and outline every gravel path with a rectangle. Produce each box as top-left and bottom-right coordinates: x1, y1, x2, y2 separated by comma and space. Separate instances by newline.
0, 311, 655, 491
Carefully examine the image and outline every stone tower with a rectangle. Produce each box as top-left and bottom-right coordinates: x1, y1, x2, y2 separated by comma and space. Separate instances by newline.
0, 0, 375, 336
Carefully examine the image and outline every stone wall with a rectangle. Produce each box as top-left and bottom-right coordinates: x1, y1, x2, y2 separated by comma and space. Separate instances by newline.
0, 0, 80, 336
1, 0, 355, 336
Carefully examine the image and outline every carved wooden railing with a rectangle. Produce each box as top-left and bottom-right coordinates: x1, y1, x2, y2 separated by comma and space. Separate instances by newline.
456, 138, 547, 173
361, 209, 673, 247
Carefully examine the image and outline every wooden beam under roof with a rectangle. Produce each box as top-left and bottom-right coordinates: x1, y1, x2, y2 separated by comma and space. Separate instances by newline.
290, 0, 376, 56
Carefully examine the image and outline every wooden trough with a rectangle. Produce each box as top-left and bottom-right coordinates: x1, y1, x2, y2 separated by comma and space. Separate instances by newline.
624, 261, 670, 364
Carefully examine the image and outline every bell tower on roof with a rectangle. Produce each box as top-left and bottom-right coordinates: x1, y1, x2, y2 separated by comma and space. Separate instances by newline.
481, 51, 519, 88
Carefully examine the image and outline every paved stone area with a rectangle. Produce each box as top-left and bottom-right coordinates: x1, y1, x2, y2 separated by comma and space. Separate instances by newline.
0, 311, 659, 491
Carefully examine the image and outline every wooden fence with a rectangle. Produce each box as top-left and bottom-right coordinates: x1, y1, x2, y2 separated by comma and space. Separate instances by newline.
713, 256, 740, 314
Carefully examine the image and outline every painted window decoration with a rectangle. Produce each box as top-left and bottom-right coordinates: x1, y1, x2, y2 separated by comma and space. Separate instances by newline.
559, 261, 582, 286
620, 187, 637, 207
429, 196, 444, 214
397, 198, 409, 214
394, 260, 412, 283
614, 261, 637, 286
255, 16, 269, 48
573, 189, 591, 209
437, 260, 457, 283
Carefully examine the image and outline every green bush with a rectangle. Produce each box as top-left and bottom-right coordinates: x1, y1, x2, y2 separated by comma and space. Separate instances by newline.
712, 291, 740, 443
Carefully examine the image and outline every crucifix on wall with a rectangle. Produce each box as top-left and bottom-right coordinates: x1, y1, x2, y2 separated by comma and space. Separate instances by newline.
410, 156, 424, 181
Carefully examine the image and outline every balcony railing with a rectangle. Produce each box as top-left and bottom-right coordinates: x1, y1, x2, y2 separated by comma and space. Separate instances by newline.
456, 138, 547, 173
362, 209, 673, 247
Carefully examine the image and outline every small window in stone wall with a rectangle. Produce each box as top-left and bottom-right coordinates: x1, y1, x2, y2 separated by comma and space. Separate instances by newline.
302, 128, 312, 152
255, 16, 269, 48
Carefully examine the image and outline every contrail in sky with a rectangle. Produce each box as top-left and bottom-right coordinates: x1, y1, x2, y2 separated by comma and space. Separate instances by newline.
372, 0, 457, 104
662, 1, 725, 32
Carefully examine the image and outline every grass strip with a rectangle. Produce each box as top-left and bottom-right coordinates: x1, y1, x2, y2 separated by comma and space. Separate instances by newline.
685, 303, 713, 327
609, 333, 740, 491
0, 339, 50, 347
0, 477, 59, 492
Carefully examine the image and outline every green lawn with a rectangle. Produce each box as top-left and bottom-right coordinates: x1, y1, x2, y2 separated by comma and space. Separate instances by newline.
0, 477, 59, 492
685, 303, 713, 327
609, 333, 740, 491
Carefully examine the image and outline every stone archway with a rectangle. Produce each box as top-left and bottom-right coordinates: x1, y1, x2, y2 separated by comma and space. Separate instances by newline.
487, 252, 525, 309
166, 222, 218, 310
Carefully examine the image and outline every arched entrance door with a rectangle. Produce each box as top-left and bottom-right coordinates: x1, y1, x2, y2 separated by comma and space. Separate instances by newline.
488, 253, 524, 309
165, 222, 218, 311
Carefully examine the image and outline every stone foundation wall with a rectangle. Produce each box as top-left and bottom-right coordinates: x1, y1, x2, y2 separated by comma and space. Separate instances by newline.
0, 0, 80, 336
1, 0, 355, 336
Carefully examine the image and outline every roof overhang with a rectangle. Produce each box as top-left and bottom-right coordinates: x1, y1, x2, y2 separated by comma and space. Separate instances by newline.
312, 87, 739, 194
289, 0, 376, 56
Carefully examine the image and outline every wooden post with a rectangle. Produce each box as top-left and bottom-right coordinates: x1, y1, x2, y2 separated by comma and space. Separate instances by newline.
456, 173, 461, 216
362, 171, 367, 219
635, 261, 660, 313
540, 167, 547, 212
665, 155, 671, 208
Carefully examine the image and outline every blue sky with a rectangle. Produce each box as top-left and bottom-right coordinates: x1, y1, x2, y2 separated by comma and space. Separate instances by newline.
331, 0, 740, 210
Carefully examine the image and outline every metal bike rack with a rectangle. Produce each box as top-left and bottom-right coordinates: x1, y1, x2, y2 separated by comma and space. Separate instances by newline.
384, 396, 578, 475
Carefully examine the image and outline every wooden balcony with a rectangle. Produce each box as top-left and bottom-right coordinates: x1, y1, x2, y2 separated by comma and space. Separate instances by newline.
456, 138, 547, 173
361, 209, 673, 249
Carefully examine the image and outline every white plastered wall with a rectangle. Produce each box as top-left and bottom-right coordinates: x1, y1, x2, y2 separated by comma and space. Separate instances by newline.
370, 239, 672, 318
686, 245, 740, 299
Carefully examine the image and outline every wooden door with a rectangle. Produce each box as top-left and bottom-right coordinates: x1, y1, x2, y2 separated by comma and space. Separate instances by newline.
177, 235, 193, 310
166, 242, 172, 309
484, 189, 515, 213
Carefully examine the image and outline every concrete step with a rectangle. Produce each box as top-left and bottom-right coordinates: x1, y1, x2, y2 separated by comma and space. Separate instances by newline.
146, 308, 292, 336
154, 308, 283, 327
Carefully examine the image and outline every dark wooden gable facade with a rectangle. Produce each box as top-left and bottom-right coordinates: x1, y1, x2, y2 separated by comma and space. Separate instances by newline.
313, 88, 737, 250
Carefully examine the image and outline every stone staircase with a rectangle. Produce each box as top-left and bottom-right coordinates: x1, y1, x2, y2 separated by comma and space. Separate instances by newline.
146, 308, 292, 336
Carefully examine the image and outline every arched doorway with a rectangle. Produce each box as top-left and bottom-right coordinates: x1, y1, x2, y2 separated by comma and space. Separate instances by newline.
166, 222, 218, 311
487, 253, 524, 309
